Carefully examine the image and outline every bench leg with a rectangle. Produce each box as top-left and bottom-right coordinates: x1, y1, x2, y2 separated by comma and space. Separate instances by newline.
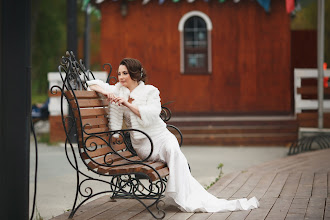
110, 175, 167, 219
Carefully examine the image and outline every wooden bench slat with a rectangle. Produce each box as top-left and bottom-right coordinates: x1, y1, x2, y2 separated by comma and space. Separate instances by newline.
97, 156, 143, 174
81, 147, 113, 160
81, 145, 130, 160
106, 161, 155, 175
97, 161, 168, 180
68, 99, 108, 108
83, 135, 109, 147
87, 151, 134, 169
113, 161, 165, 174
66, 90, 101, 99
148, 167, 169, 182
110, 156, 141, 166
80, 141, 127, 153
78, 99, 109, 108
78, 127, 110, 137
79, 108, 108, 117
139, 161, 167, 174
81, 117, 108, 128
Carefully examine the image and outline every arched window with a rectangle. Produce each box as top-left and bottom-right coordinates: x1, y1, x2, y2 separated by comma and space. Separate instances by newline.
179, 11, 212, 74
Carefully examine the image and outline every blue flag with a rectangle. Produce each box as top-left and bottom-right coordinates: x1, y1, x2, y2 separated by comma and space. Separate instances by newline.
257, 0, 271, 12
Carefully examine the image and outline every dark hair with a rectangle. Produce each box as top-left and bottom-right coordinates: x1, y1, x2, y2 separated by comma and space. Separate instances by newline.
119, 58, 147, 82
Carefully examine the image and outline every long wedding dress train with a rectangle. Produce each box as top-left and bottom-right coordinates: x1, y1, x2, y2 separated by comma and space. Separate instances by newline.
130, 123, 260, 213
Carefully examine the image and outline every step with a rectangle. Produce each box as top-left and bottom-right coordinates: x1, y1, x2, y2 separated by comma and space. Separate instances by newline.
169, 116, 297, 127
167, 116, 298, 146
168, 126, 298, 135
177, 134, 297, 146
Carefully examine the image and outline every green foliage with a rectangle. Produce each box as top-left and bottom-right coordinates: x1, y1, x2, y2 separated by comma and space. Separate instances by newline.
31, 0, 101, 99
205, 163, 224, 190
291, 1, 330, 64
34, 207, 44, 220
31, 0, 67, 94
291, 1, 317, 30
31, 93, 48, 105
38, 133, 50, 144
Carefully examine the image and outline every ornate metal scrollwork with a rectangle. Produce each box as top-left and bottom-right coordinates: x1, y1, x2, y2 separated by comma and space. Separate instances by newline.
52, 51, 167, 219
288, 134, 330, 155
160, 106, 171, 122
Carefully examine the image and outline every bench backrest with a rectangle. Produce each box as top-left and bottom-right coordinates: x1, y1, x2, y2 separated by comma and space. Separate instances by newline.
65, 90, 138, 174
53, 52, 176, 179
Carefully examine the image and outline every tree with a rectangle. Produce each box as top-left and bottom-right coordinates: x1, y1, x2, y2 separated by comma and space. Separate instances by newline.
291, 0, 330, 65
31, 0, 101, 99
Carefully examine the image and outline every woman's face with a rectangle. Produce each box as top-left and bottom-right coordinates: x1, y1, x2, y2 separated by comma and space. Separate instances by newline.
118, 64, 135, 89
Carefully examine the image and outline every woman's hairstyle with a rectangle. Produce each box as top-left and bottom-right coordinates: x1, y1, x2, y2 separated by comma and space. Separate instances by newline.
119, 58, 147, 82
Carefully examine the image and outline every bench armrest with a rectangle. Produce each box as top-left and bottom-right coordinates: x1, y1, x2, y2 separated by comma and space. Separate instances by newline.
167, 124, 183, 147
81, 127, 154, 167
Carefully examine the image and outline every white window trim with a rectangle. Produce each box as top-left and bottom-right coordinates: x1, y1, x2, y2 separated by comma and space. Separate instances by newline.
178, 11, 213, 32
178, 11, 212, 74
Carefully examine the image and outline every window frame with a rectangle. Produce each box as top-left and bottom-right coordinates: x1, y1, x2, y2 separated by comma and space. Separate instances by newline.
178, 11, 213, 75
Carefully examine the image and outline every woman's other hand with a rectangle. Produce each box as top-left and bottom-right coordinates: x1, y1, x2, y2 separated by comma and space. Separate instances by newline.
114, 97, 141, 118
113, 97, 128, 106
105, 92, 117, 102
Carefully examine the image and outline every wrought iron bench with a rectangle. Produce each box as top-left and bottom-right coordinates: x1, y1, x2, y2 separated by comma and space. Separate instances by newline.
51, 52, 183, 219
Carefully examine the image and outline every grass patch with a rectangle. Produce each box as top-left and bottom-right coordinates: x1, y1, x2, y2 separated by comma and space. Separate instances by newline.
31, 87, 48, 105
205, 163, 224, 190
31, 93, 48, 105
36, 133, 59, 146
38, 133, 50, 143
32, 207, 44, 220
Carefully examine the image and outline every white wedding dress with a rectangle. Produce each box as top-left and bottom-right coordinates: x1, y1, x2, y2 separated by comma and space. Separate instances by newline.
123, 108, 259, 212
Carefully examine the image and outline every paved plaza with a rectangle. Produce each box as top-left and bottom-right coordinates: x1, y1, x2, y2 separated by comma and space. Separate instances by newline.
29, 137, 288, 220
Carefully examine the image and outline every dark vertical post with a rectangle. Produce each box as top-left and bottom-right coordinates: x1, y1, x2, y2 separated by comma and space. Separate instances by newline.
84, 3, 90, 70
317, 0, 325, 129
67, 0, 78, 141
67, 0, 78, 55
0, 0, 31, 219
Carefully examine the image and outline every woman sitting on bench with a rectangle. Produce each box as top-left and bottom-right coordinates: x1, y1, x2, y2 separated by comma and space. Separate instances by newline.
87, 58, 259, 213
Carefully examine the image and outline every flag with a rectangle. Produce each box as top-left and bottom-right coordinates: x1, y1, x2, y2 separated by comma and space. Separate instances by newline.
256, 0, 271, 12
286, 0, 295, 13
142, 0, 151, 4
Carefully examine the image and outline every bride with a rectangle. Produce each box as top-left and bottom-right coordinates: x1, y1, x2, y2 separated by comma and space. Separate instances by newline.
87, 58, 259, 213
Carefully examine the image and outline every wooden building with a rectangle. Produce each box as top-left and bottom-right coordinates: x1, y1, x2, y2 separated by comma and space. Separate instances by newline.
49, 0, 325, 145
97, 0, 291, 116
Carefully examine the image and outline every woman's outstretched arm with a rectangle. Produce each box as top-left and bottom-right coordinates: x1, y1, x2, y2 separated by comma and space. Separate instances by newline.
89, 84, 117, 102
87, 78, 117, 102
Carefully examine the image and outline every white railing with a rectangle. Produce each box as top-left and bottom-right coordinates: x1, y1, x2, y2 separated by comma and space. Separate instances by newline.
294, 68, 330, 114
48, 71, 108, 116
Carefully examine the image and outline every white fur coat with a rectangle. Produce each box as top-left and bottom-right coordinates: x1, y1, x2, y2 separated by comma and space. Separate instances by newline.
86, 79, 167, 139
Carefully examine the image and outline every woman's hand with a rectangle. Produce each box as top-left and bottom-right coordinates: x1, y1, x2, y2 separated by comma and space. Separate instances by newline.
114, 97, 141, 118
105, 92, 117, 103
113, 97, 128, 107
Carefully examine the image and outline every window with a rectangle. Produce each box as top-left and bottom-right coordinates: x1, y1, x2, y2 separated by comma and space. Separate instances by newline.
179, 11, 212, 74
